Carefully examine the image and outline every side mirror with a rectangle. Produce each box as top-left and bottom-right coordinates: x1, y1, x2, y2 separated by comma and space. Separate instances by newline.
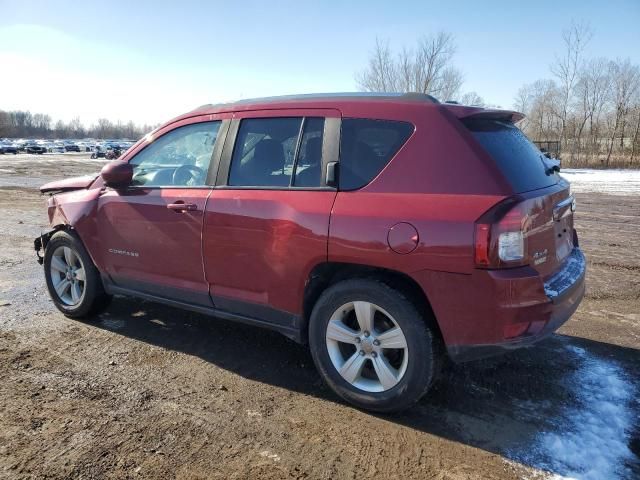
101, 160, 133, 188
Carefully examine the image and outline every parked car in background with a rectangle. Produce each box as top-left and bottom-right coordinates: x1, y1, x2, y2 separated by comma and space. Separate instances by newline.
105, 146, 123, 159
0, 142, 18, 154
25, 143, 47, 154
64, 142, 81, 152
35, 93, 585, 412
76, 141, 94, 152
50, 143, 66, 153
90, 145, 106, 159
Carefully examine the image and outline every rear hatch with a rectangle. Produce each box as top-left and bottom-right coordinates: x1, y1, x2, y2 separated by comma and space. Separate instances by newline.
463, 115, 574, 279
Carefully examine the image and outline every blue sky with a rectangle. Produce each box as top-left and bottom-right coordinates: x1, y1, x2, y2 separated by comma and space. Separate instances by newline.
1, 0, 638, 126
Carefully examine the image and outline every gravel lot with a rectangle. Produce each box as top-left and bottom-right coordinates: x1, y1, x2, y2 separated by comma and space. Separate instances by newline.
0, 154, 638, 479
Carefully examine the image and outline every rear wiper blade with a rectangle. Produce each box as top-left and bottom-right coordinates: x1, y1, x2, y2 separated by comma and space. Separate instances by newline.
540, 155, 560, 175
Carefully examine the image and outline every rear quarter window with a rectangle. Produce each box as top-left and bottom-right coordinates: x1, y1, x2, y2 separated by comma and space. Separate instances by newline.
339, 119, 414, 190
464, 119, 559, 193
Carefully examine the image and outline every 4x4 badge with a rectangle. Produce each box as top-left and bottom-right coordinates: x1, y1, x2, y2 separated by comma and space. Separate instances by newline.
533, 249, 548, 265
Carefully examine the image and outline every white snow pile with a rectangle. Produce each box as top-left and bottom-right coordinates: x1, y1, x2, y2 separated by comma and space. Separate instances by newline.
560, 169, 640, 195
509, 345, 636, 479
543, 250, 585, 298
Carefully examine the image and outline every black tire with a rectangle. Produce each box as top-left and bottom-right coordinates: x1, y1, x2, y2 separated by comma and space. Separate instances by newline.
308, 278, 437, 413
43, 230, 111, 318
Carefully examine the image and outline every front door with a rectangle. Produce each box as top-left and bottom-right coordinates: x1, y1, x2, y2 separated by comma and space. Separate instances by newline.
95, 117, 224, 306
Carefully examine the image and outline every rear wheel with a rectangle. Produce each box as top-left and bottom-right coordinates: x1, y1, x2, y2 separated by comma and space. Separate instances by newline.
309, 278, 437, 412
44, 230, 111, 318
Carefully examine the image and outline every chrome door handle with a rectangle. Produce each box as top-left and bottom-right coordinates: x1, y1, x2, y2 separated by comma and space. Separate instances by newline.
167, 202, 197, 212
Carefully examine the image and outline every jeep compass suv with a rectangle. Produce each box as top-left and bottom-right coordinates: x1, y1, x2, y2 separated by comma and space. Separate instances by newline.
36, 93, 585, 412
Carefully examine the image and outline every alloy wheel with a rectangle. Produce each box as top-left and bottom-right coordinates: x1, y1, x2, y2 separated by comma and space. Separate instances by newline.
49, 246, 86, 306
325, 301, 409, 393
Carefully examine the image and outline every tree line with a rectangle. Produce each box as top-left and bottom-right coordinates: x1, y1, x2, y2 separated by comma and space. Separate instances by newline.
0, 110, 157, 140
356, 32, 485, 108
514, 22, 639, 167
357, 23, 640, 167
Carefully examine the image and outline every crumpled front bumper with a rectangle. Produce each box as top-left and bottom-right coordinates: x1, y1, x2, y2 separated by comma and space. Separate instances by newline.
34, 230, 56, 265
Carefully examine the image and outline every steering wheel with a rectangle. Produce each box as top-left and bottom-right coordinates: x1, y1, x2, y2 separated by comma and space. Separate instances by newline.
172, 164, 205, 186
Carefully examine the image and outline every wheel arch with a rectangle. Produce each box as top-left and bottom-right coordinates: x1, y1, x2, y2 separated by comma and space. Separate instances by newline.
302, 262, 444, 346
37, 224, 101, 271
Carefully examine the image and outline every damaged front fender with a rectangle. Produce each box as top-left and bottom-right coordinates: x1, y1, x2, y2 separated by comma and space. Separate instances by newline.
46, 187, 102, 228
39, 186, 104, 267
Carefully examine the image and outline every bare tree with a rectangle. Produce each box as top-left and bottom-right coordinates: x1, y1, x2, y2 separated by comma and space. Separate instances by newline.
356, 38, 398, 92
517, 79, 560, 141
605, 58, 640, 165
574, 58, 611, 160
630, 102, 640, 163
0, 110, 10, 137
357, 32, 464, 100
551, 21, 592, 148
95, 118, 113, 139
459, 91, 485, 107
68, 117, 85, 138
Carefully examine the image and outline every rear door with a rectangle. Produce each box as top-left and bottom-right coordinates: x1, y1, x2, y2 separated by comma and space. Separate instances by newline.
203, 109, 340, 320
464, 117, 574, 277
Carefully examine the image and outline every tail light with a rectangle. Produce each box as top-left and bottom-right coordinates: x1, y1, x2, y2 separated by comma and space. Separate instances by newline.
475, 198, 531, 268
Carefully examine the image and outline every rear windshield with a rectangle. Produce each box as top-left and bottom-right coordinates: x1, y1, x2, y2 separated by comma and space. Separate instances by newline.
464, 118, 559, 192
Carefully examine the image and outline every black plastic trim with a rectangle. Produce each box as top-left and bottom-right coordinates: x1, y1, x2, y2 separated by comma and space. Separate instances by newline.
216, 118, 239, 186
206, 119, 231, 186
102, 280, 302, 342
322, 117, 341, 187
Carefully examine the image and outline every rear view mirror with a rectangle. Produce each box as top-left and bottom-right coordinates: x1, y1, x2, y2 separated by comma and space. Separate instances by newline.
101, 160, 133, 188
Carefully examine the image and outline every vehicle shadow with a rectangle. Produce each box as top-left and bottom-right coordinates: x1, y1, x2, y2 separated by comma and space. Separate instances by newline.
93, 296, 640, 478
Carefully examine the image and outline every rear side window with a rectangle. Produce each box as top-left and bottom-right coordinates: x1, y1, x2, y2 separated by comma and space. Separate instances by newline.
339, 119, 414, 190
464, 119, 559, 193
228, 117, 326, 188
229, 117, 302, 187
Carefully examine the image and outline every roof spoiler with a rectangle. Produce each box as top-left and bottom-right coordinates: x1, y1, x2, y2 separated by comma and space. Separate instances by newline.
443, 104, 525, 123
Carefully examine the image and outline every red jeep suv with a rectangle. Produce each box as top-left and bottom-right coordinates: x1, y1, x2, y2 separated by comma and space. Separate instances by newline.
36, 93, 585, 412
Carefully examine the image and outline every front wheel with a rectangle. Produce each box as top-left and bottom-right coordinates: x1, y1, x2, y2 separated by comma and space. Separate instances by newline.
44, 230, 111, 318
309, 279, 438, 413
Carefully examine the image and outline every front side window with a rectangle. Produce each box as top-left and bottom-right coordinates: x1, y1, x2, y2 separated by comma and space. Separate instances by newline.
228, 117, 325, 188
130, 121, 220, 187
339, 119, 414, 190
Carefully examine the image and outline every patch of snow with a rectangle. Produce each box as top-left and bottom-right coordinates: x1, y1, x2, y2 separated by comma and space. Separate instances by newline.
508, 345, 636, 479
543, 249, 585, 298
561, 169, 640, 195
259, 450, 281, 462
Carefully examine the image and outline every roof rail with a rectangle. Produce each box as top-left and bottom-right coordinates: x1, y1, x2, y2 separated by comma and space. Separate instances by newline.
193, 92, 440, 111
400, 92, 440, 103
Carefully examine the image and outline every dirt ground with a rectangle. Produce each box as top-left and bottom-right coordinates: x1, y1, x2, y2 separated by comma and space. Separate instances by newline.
0, 154, 638, 479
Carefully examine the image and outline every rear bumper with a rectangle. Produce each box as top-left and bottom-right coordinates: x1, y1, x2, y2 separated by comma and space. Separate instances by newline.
415, 248, 586, 363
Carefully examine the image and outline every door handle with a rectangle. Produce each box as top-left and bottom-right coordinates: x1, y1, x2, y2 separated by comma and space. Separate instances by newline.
167, 202, 197, 212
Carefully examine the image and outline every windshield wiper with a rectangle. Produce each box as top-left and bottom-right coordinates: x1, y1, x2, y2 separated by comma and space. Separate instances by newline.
540, 155, 560, 175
